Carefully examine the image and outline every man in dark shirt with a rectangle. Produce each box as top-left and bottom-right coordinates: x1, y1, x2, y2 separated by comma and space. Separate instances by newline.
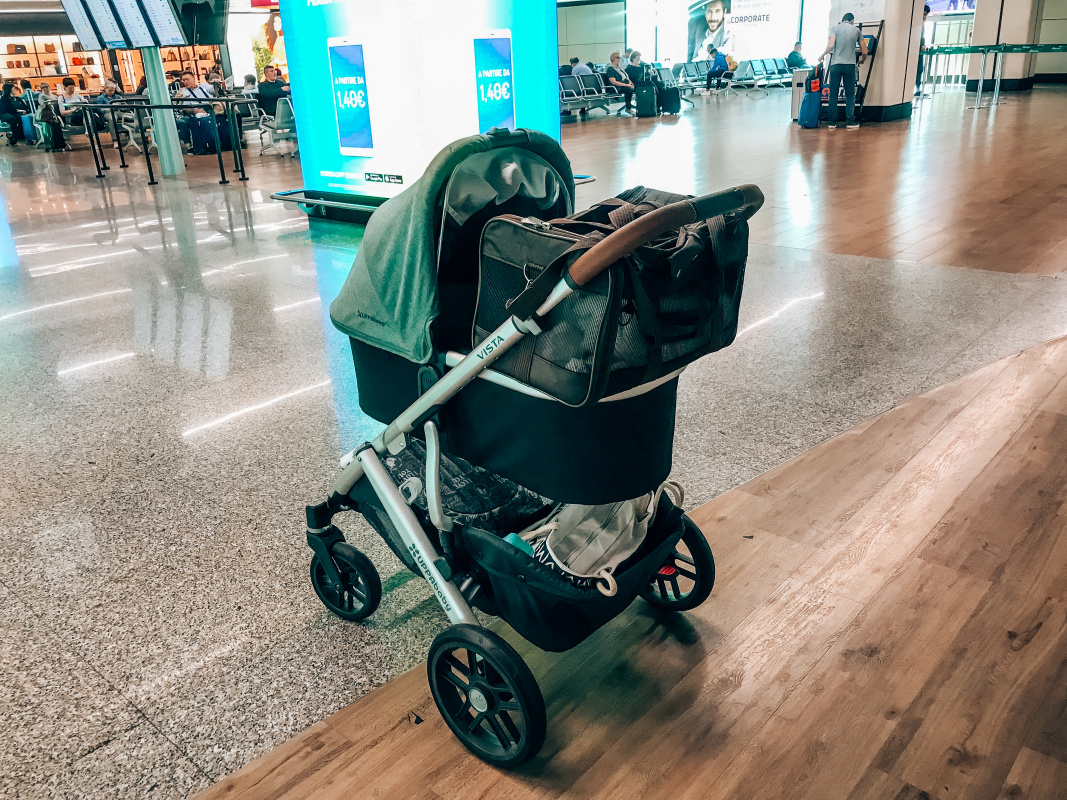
786, 42, 808, 70
257, 66, 290, 117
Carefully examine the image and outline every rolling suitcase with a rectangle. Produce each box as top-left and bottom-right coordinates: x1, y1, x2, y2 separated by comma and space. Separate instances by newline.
21, 114, 38, 144
658, 85, 681, 114
636, 85, 658, 118
798, 90, 821, 129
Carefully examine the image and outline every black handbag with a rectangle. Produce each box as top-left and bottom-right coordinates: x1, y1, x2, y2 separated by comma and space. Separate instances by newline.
474, 186, 750, 406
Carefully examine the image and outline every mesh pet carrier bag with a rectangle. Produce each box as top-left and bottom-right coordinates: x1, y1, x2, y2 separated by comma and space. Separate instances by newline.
474, 186, 750, 406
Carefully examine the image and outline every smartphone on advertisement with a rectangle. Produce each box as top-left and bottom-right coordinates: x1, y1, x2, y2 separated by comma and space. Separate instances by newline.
327, 38, 374, 157
473, 31, 515, 134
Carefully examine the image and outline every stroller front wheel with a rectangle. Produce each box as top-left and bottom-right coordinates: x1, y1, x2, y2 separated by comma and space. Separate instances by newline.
310, 543, 382, 621
427, 624, 546, 767
640, 516, 715, 612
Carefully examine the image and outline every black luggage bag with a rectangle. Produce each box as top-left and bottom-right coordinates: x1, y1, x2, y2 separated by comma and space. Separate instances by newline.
658, 85, 682, 114
635, 85, 658, 117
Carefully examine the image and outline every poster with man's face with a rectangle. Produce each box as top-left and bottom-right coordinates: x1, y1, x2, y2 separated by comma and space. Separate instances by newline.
688, 0, 732, 62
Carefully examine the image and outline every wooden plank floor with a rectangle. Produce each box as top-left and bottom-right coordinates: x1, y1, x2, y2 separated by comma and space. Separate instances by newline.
564, 88, 1067, 276
198, 335, 1067, 800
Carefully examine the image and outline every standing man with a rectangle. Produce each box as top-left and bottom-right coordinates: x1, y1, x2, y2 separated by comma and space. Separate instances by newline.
819, 12, 867, 129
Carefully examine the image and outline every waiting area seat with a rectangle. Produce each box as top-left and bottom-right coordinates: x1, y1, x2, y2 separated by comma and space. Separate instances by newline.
558, 73, 614, 115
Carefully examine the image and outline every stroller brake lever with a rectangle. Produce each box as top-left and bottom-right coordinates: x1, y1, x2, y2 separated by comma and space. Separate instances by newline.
424, 421, 453, 532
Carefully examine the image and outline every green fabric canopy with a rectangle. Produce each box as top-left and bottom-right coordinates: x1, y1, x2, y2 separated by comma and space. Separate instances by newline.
329, 130, 575, 364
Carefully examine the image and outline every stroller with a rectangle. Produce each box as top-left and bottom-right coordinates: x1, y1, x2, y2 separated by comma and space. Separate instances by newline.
305, 128, 763, 766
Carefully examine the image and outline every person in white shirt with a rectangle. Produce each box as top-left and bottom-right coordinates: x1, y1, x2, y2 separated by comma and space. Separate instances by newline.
57, 78, 87, 128
175, 70, 218, 154
569, 57, 593, 76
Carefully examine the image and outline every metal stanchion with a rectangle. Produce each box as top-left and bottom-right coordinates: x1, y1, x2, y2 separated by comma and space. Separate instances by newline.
990, 50, 1006, 107
134, 106, 157, 186
207, 105, 229, 185
968, 49, 988, 109
225, 101, 247, 181
930, 54, 939, 97
107, 106, 128, 168
83, 112, 105, 179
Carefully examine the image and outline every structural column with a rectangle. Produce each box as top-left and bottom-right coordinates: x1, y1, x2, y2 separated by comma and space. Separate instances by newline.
967, 0, 1045, 91
142, 46, 185, 177
860, 0, 926, 121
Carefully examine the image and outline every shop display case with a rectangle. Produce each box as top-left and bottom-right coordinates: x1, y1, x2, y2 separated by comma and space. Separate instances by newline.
160, 44, 223, 81
0, 35, 105, 93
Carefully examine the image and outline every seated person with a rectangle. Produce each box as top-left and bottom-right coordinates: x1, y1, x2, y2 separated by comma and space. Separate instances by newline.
569, 57, 592, 76
625, 50, 651, 87
604, 50, 634, 115
787, 42, 809, 70
57, 77, 92, 130
134, 76, 148, 96
37, 83, 68, 151
92, 80, 125, 146
242, 74, 258, 94
174, 70, 219, 155
704, 47, 729, 91
567, 57, 593, 115
257, 65, 290, 117
1, 84, 29, 145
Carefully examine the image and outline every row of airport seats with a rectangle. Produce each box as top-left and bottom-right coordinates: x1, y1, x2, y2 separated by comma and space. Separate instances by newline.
557, 57, 796, 115
558, 64, 690, 115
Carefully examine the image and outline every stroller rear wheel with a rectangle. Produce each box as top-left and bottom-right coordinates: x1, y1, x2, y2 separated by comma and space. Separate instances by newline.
310, 542, 382, 621
640, 516, 715, 612
427, 624, 546, 767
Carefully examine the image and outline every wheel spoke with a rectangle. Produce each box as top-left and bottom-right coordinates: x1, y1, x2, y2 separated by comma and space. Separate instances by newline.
487, 714, 512, 749
499, 700, 523, 713
669, 574, 684, 599
443, 653, 471, 679
674, 551, 696, 569
498, 710, 522, 742
442, 668, 470, 691
468, 711, 487, 735
657, 577, 669, 600
349, 584, 368, 604
675, 565, 698, 581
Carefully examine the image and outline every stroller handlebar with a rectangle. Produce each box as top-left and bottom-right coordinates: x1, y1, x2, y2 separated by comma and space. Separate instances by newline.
566, 184, 764, 288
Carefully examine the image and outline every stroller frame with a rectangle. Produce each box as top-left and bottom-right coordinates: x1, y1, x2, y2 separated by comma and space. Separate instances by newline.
305, 182, 764, 766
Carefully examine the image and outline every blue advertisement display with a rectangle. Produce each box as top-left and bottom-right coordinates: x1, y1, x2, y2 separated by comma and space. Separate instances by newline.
278, 0, 559, 201
474, 34, 516, 133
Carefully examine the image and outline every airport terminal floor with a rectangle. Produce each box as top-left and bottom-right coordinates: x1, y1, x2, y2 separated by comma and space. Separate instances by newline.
2, 87, 1066, 799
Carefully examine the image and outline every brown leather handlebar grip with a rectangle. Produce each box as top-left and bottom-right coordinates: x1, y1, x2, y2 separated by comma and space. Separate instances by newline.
566, 184, 764, 288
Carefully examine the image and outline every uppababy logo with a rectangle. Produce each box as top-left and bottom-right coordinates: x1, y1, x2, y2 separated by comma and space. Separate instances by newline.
409, 543, 452, 613
356, 310, 388, 327
476, 336, 506, 360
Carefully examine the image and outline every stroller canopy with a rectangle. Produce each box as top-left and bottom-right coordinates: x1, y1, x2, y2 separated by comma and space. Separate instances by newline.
330, 130, 575, 364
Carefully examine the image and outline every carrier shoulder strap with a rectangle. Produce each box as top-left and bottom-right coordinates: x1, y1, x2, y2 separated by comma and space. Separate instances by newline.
506, 233, 601, 322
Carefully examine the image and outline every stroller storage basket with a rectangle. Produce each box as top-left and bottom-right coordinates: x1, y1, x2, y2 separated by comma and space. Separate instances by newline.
474, 187, 751, 406
461, 495, 688, 652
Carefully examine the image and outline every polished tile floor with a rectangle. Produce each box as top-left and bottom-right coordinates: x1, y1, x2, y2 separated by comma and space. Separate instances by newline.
2, 87, 1066, 798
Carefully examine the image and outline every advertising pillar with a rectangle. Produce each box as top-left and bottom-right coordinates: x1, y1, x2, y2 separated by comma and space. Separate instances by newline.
967, 0, 1045, 91
278, 0, 559, 207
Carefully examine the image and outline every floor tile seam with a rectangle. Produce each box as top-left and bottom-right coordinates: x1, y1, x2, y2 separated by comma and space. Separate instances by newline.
0, 574, 219, 782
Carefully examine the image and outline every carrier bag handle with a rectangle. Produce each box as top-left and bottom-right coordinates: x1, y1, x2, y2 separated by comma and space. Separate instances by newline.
566, 184, 764, 287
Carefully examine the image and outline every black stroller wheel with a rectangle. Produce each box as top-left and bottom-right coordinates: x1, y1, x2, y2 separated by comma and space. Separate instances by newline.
427, 624, 546, 767
310, 543, 382, 621
640, 516, 715, 612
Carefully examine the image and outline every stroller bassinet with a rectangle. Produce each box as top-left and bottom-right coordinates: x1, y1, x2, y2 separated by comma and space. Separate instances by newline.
306, 128, 763, 767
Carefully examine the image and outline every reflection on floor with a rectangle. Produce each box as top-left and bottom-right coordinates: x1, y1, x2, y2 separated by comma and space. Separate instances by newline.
197, 334, 1067, 800
1, 87, 1065, 799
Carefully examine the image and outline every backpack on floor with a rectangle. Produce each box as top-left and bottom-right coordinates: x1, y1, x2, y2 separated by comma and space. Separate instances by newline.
798, 90, 821, 129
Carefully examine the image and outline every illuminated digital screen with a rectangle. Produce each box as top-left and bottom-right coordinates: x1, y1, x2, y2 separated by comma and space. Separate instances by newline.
140, 0, 187, 46
279, 0, 559, 201
61, 0, 104, 51
81, 0, 129, 48
110, 0, 156, 47
474, 34, 515, 133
